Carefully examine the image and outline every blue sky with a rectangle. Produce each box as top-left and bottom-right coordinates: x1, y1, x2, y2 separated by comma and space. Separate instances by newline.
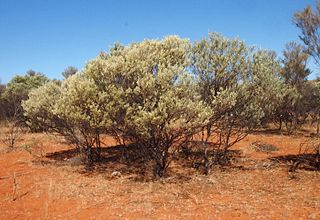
0, 0, 316, 83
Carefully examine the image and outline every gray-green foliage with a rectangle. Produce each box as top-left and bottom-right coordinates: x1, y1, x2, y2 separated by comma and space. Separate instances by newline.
85, 36, 209, 177
251, 50, 288, 121
23, 33, 293, 177
22, 81, 61, 131
23, 36, 209, 176
23, 74, 115, 166
191, 33, 286, 173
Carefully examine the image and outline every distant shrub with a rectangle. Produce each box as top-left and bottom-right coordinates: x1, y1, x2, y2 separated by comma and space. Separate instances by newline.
1, 70, 49, 121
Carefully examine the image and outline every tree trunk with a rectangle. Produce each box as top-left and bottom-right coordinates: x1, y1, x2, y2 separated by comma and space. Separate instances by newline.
317, 114, 320, 136
315, 145, 320, 170
154, 162, 165, 179
95, 133, 101, 161
204, 147, 210, 175
203, 125, 212, 175
278, 117, 282, 131
154, 155, 167, 179
153, 145, 169, 179
80, 146, 94, 171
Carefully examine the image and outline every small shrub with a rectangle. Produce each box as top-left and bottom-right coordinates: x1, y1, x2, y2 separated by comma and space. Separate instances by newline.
1, 118, 27, 150
250, 141, 279, 153
290, 138, 320, 172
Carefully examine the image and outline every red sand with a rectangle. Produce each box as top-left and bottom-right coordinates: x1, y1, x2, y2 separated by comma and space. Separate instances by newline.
0, 132, 319, 219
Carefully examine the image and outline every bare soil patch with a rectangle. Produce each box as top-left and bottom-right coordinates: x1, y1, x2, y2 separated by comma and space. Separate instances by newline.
0, 132, 319, 219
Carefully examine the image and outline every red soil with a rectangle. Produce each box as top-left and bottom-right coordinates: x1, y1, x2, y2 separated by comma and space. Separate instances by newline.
0, 131, 319, 219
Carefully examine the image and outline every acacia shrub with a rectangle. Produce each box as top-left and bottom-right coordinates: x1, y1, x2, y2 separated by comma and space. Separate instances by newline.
23, 75, 117, 168
84, 36, 209, 178
191, 33, 287, 174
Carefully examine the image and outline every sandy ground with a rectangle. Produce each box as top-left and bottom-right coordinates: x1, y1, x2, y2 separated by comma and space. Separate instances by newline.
0, 130, 319, 220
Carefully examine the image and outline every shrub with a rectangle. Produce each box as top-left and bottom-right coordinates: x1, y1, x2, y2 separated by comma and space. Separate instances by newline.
85, 36, 209, 178
191, 33, 287, 174
23, 75, 115, 168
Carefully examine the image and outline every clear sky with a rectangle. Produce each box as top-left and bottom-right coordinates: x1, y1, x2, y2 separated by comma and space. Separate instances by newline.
0, 0, 316, 83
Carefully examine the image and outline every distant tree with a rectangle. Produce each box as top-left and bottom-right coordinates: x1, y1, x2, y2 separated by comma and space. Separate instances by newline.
1, 70, 49, 120
0, 79, 5, 96
0, 84, 5, 95
0, 82, 6, 119
308, 80, 320, 134
26, 69, 37, 76
275, 42, 311, 133
294, 1, 320, 65
62, 66, 78, 79
281, 42, 310, 87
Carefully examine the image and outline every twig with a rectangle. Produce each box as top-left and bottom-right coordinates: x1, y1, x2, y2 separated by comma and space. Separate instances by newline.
12, 172, 17, 201
0, 171, 31, 180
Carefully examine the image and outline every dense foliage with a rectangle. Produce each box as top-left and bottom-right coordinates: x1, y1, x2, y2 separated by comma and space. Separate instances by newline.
191, 33, 287, 173
20, 33, 298, 177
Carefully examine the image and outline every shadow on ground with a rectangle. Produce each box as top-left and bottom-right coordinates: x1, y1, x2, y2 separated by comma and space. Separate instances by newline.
31, 141, 246, 181
250, 128, 314, 137
32, 140, 320, 181
270, 153, 320, 171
